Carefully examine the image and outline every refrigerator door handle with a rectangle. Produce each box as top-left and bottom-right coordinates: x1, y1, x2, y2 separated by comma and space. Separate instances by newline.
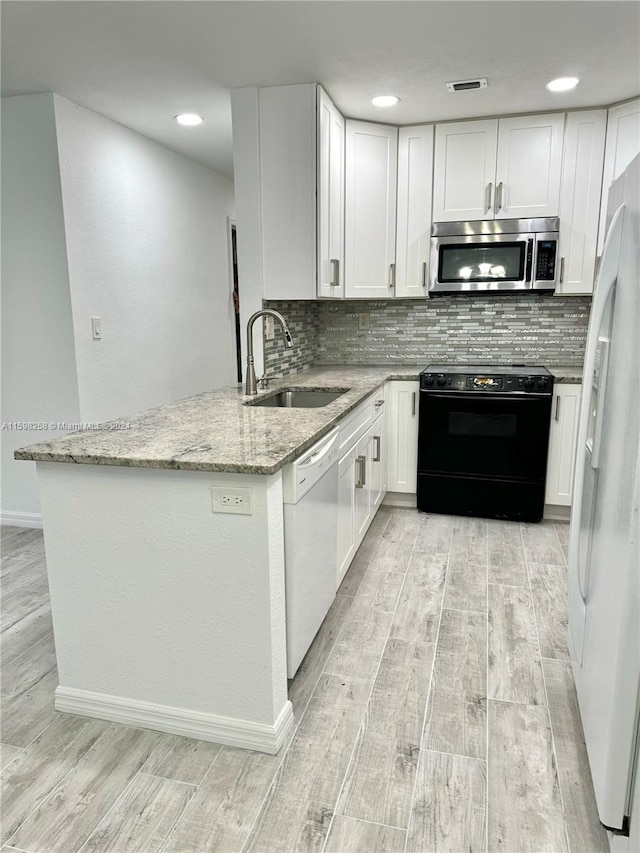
591, 339, 610, 471
569, 204, 625, 609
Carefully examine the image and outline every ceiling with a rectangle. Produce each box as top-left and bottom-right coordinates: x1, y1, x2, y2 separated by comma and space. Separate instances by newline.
2, 1, 639, 179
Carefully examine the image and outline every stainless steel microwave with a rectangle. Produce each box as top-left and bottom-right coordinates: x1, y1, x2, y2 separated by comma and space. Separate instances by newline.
430, 217, 559, 294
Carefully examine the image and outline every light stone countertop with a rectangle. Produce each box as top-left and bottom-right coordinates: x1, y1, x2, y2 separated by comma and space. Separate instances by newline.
15, 363, 582, 474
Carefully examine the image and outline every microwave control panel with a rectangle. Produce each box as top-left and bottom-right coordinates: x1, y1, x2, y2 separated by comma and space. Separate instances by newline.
535, 240, 558, 281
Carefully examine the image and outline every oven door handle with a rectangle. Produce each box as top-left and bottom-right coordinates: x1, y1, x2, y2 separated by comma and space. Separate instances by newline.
420, 391, 550, 401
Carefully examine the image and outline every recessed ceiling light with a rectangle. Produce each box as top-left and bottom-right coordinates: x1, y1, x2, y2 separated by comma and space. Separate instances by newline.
546, 77, 579, 93
174, 113, 204, 126
371, 95, 400, 108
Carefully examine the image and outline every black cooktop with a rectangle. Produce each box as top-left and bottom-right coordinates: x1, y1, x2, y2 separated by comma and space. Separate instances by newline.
422, 363, 552, 377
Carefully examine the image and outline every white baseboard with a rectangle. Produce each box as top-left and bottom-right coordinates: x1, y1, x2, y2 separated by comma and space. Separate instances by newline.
543, 504, 571, 522
55, 686, 294, 755
383, 492, 417, 508
1, 510, 43, 529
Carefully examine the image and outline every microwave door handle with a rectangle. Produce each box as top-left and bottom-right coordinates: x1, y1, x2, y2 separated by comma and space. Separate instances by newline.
526, 238, 535, 285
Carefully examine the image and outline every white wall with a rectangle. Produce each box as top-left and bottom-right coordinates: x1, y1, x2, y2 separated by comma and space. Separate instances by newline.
1, 94, 81, 523
53, 95, 236, 422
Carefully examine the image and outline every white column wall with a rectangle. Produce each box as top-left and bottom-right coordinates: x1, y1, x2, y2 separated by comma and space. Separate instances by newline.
1, 94, 81, 523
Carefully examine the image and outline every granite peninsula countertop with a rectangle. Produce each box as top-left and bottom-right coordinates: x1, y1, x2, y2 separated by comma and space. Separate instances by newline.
15, 363, 583, 475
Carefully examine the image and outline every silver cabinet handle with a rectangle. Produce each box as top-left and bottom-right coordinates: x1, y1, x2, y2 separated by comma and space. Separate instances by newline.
485, 182, 493, 212
411, 391, 416, 416
559, 257, 565, 284
389, 263, 396, 289
355, 454, 366, 488
374, 399, 385, 408
495, 181, 504, 214
555, 395, 561, 422
422, 261, 427, 288
373, 435, 381, 462
330, 258, 340, 287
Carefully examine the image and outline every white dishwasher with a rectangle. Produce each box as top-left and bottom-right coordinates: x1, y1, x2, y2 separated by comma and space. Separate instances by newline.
282, 427, 339, 678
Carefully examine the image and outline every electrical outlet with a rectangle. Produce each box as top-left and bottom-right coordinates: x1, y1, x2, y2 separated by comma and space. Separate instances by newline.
264, 316, 275, 340
211, 486, 253, 515
358, 313, 370, 330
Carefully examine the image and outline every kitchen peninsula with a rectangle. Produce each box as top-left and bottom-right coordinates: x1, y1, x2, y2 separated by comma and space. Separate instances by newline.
16, 363, 582, 752
15, 367, 407, 753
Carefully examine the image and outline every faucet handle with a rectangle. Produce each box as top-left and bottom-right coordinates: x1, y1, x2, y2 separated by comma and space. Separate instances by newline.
259, 374, 270, 390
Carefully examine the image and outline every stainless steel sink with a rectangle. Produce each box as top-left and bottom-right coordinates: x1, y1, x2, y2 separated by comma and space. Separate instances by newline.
247, 388, 348, 408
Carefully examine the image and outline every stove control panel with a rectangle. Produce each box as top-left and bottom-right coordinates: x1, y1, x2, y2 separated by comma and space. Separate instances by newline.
420, 372, 553, 395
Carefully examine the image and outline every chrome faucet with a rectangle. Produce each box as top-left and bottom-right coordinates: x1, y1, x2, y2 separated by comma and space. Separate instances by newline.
245, 309, 293, 395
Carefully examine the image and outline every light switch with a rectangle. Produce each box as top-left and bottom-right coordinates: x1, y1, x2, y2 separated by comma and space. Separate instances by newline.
91, 317, 102, 340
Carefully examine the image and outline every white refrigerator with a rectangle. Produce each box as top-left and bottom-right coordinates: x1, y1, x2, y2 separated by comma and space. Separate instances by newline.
568, 152, 640, 839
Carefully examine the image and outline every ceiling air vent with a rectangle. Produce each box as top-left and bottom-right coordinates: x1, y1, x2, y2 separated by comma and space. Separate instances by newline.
446, 78, 488, 93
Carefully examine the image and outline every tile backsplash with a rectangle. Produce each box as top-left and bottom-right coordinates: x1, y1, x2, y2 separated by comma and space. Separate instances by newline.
264, 295, 590, 376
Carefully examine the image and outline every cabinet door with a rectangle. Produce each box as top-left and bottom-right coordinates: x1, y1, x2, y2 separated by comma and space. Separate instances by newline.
545, 384, 581, 506
433, 120, 498, 222
370, 410, 387, 511
337, 447, 357, 587
387, 381, 419, 493
557, 111, 607, 295
395, 125, 434, 296
598, 98, 640, 252
495, 113, 565, 219
354, 431, 373, 542
317, 87, 345, 298
345, 121, 398, 298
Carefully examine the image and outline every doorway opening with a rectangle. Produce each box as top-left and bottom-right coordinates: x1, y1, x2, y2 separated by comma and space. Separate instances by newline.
229, 221, 242, 383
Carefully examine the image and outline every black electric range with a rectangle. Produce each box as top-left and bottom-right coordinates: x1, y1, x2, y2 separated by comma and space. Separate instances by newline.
417, 364, 554, 522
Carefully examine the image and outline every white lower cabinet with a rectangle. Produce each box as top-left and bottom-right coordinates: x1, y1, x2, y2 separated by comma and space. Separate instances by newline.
370, 409, 387, 511
337, 444, 358, 584
336, 392, 387, 586
545, 384, 582, 506
386, 380, 419, 494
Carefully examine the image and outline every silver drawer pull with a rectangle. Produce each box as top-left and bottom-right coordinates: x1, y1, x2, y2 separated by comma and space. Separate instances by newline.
373, 436, 381, 462
374, 399, 385, 408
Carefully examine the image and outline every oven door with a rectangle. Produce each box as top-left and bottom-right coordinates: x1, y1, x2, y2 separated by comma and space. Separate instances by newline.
418, 391, 552, 482
429, 233, 534, 293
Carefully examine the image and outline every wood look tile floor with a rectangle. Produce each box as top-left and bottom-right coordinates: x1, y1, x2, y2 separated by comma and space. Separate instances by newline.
0, 513, 609, 853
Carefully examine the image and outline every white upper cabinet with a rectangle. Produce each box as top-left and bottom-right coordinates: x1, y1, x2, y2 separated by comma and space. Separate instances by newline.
317, 87, 345, 298
433, 114, 564, 222
259, 83, 345, 300
395, 125, 434, 297
557, 110, 607, 295
345, 120, 398, 299
598, 98, 640, 252
494, 114, 564, 219
433, 120, 498, 221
